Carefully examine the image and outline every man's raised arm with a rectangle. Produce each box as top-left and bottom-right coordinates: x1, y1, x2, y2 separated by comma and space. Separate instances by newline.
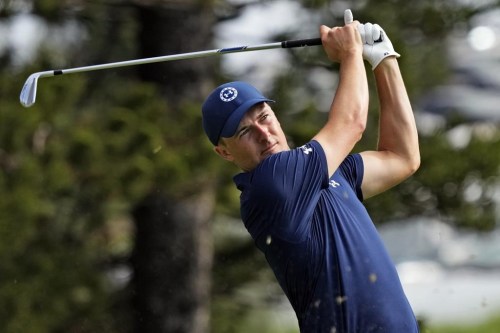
359, 25, 420, 199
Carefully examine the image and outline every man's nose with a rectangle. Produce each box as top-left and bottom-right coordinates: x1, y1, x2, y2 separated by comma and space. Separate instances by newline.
255, 124, 270, 142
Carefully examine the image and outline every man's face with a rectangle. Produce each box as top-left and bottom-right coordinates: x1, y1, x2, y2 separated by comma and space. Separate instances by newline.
214, 102, 289, 171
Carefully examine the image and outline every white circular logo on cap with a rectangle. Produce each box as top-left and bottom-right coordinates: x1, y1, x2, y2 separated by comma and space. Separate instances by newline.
220, 87, 238, 102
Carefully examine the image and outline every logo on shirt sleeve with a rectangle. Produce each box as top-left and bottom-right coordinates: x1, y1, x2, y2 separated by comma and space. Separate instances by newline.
329, 180, 340, 188
299, 145, 313, 155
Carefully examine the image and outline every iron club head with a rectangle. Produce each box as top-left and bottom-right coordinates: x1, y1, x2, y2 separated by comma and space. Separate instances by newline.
20, 73, 40, 108
19, 71, 55, 108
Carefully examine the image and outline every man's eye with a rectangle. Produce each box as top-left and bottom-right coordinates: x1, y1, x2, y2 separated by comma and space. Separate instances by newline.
239, 129, 249, 138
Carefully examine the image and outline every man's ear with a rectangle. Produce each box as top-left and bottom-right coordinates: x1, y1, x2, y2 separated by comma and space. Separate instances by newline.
214, 145, 234, 162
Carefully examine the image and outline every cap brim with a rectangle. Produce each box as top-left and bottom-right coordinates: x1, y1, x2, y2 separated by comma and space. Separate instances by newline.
220, 98, 274, 139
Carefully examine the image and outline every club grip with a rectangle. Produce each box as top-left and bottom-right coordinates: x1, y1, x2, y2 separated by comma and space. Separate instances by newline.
281, 38, 322, 49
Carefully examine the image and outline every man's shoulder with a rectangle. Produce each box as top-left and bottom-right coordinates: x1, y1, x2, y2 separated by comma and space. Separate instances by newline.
237, 141, 324, 185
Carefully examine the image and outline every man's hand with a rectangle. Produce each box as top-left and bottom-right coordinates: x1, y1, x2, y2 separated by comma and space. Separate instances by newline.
358, 23, 400, 69
320, 10, 363, 63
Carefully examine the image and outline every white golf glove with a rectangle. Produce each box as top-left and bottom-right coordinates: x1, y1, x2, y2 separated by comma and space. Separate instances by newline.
358, 22, 400, 69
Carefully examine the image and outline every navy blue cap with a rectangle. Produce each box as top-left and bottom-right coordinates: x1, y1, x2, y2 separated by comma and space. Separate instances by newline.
202, 81, 274, 145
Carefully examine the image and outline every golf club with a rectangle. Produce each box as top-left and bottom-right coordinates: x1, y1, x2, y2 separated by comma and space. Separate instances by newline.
19, 38, 322, 108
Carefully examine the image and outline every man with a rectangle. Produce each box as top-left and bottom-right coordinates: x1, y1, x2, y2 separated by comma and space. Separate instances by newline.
201, 10, 420, 333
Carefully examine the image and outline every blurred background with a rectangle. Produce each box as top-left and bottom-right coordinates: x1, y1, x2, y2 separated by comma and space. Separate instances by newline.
1, 0, 500, 332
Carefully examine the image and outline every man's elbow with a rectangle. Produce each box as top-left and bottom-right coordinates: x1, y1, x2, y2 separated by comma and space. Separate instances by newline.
354, 118, 367, 141
339, 116, 366, 145
406, 152, 421, 176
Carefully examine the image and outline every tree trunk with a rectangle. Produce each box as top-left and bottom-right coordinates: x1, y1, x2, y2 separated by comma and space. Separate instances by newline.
131, 190, 215, 333
130, 2, 217, 333
135, 1, 216, 102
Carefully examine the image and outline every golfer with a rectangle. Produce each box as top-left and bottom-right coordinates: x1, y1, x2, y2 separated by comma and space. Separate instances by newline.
201, 13, 420, 333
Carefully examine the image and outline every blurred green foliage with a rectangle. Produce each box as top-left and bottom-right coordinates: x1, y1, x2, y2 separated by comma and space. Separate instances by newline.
1, 65, 223, 331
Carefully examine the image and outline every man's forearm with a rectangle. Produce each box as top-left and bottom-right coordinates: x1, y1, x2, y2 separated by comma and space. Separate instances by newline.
313, 50, 369, 177
330, 54, 369, 126
374, 58, 420, 170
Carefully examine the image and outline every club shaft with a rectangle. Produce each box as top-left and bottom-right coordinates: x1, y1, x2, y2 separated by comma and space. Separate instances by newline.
20, 37, 321, 107
54, 38, 321, 76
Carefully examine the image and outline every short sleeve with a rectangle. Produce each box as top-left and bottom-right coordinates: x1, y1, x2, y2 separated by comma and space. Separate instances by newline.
235, 141, 329, 243
338, 153, 364, 201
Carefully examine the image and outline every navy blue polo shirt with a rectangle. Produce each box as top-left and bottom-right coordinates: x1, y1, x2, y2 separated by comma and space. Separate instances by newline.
234, 140, 419, 333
